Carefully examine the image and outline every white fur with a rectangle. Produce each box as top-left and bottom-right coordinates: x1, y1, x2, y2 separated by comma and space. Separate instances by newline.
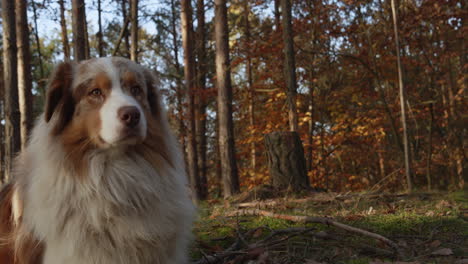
98, 59, 147, 145
100, 88, 147, 145
12, 58, 195, 264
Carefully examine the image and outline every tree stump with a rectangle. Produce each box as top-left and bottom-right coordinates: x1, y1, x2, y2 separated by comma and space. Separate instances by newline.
264, 131, 309, 191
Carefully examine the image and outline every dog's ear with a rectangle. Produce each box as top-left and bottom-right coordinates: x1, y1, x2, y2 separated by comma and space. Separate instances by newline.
143, 68, 161, 116
44, 61, 75, 135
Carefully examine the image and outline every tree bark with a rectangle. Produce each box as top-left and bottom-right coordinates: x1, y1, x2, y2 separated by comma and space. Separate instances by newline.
264, 132, 309, 191
391, 0, 412, 193
15, 0, 33, 151
215, 0, 240, 198
307, 84, 314, 171
97, 0, 104, 57
58, 0, 71, 59
170, 0, 186, 163
181, 0, 201, 200
31, 1, 45, 95
280, 0, 298, 132
244, 0, 256, 179
71, 0, 87, 61
121, 0, 130, 58
274, 0, 280, 31
2, 0, 21, 181
195, 0, 208, 199
130, 0, 139, 62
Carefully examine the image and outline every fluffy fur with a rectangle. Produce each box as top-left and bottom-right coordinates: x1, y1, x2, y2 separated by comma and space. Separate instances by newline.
0, 57, 195, 264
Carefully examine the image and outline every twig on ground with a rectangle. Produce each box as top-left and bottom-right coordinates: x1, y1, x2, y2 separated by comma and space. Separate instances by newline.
224, 209, 403, 257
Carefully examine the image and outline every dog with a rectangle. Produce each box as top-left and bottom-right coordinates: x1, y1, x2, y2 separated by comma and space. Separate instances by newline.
0, 57, 196, 264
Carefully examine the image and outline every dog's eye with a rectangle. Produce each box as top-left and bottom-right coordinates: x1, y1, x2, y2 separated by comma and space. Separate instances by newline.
89, 88, 102, 96
131, 86, 141, 96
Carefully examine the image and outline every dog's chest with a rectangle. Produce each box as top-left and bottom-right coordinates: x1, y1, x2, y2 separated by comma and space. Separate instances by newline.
26, 155, 181, 264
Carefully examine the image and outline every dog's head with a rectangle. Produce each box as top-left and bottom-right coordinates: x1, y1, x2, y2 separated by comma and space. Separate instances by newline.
45, 57, 161, 150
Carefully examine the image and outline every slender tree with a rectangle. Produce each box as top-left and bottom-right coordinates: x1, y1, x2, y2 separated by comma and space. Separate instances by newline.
121, 0, 130, 58
181, 0, 201, 200
215, 0, 240, 197
281, 0, 298, 131
391, 0, 412, 192
130, 0, 139, 62
2, 0, 21, 181
58, 0, 71, 59
32, 1, 45, 94
15, 0, 33, 150
244, 0, 256, 178
71, 0, 87, 61
97, 0, 104, 57
195, 0, 208, 199
169, 0, 186, 158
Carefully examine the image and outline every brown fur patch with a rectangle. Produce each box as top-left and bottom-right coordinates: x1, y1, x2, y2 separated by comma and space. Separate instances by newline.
45, 62, 75, 135
0, 183, 15, 263
0, 184, 44, 264
60, 71, 113, 178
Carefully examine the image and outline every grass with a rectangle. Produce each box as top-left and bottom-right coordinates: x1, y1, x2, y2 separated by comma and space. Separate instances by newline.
191, 190, 468, 263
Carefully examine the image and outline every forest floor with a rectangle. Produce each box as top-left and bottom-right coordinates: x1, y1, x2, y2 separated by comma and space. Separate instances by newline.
190, 189, 467, 264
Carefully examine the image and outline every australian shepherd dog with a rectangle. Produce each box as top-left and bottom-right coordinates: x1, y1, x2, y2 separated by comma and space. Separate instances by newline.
0, 57, 196, 264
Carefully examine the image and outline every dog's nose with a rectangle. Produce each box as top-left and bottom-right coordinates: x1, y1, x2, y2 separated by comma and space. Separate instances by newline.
118, 106, 140, 128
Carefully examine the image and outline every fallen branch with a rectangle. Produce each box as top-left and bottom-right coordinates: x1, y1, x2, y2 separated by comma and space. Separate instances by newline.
224, 209, 402, 257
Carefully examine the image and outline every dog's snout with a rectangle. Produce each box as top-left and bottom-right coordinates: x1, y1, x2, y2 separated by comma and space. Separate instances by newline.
118, 106, 140, 128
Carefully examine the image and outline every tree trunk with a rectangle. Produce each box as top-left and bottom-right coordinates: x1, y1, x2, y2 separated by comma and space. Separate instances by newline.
170, 0, 186, 164
121, 0, 130, 58
72, 0, 87, 61
215, 0, 240, 198
274, 0, 280, 31
264, 132, 309, 191
244, 0, 256, 179
2, 0, 21, 181
280, 0, 298, 132
84, 10, 90, 59
58, 0, 71, 59
195, 0, 208, 199
15, 0, 33, 151
391, 0, 412, 193
0, 58, 4, 182
97, 0, 104, 57
181, 0, 201, 201
32, 1, 45, 95
130, 0, 139, 62
426, 103, 434, 190
307, 84, 314, 171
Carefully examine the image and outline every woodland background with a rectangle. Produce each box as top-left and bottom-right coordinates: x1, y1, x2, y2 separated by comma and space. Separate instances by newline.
1, 0, 466, 197
0, 0, 467, 263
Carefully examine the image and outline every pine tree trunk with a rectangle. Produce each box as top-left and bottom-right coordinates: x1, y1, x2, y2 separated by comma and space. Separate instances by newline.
31, 1, 45, 95
15, 0, 33, 151
264, 132, 309, 191
181, 0, 201, 201
97, 0, 104, 57
121, 0, 130, 58
59, 0, 71, 59
195, 0, 208, 199
215, 0, 240, 198
0, 58, 4, 183
244, 0, 257, 178
130, 0, 139, 62
84, 10, 90, 59
307, 84, 314, 171
391, 0, 412, 193
280, 0, 298, 132
2, 0, 21, 181
274, 0, 280, 31
170, 0, 186, 166
72, 0, 87, 61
